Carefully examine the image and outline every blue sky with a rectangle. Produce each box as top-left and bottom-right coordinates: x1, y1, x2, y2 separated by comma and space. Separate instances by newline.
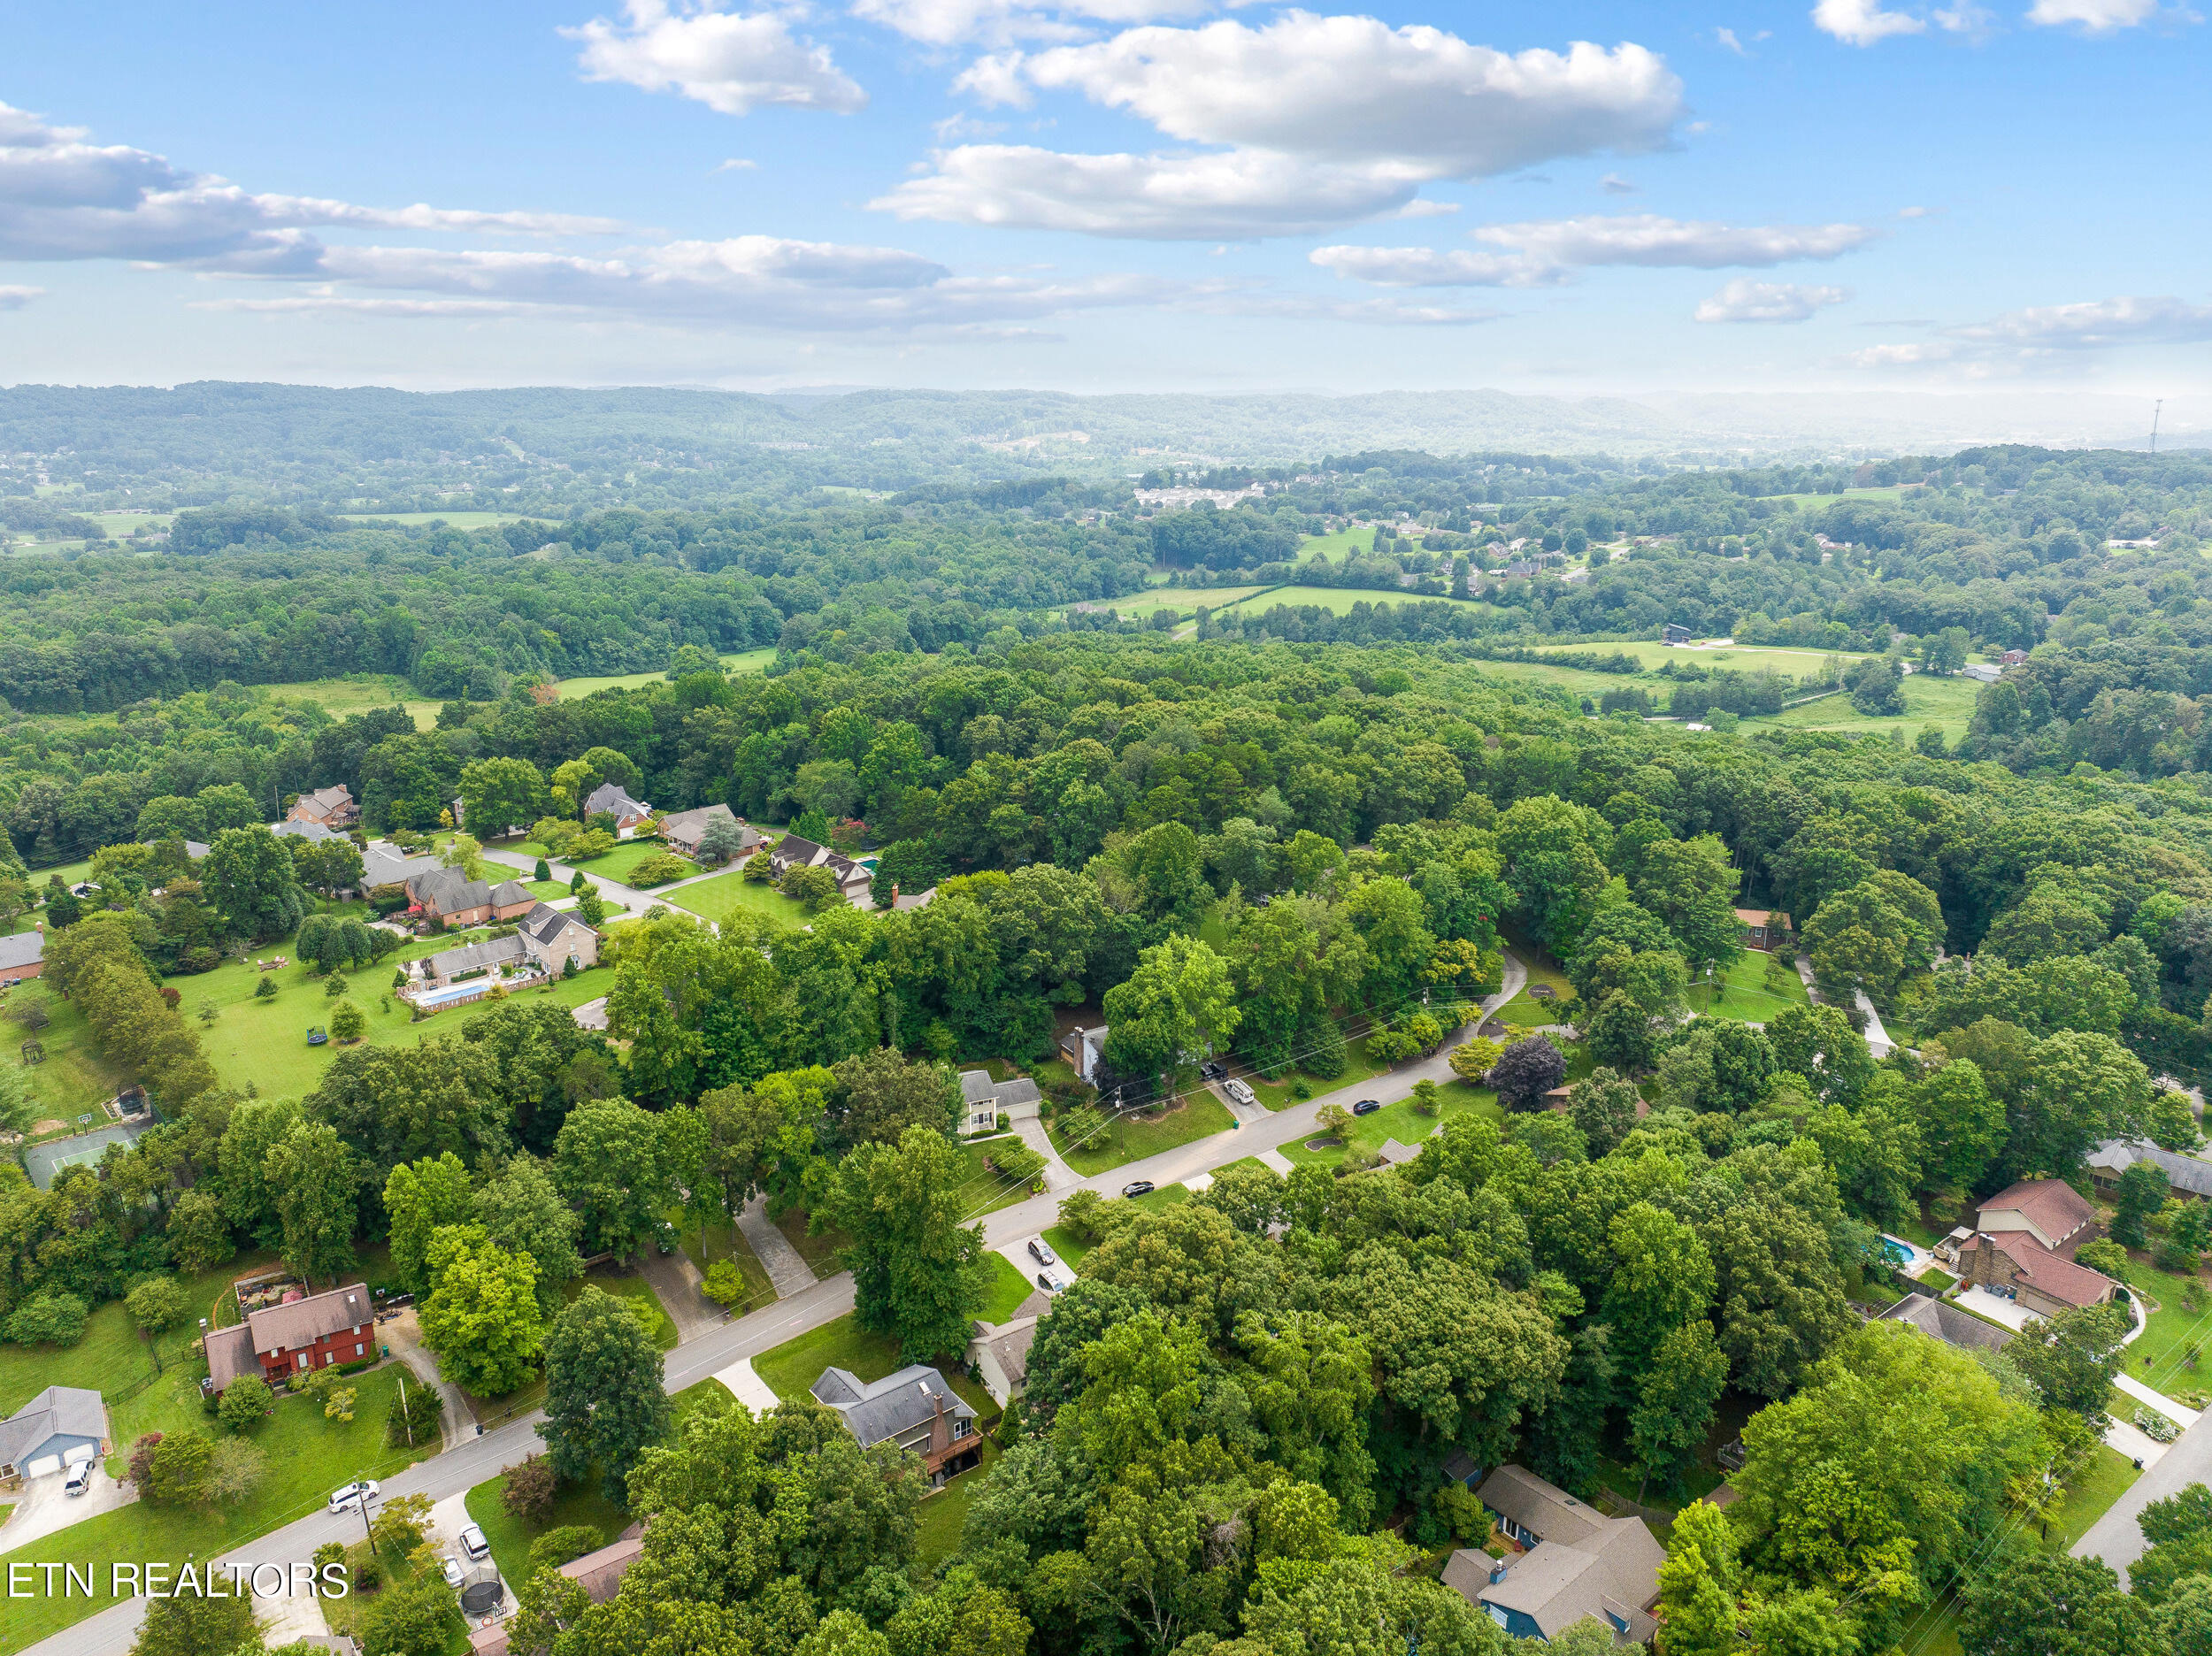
2, 0, 2206, 395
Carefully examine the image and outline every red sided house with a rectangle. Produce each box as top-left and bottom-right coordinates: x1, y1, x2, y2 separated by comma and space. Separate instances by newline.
203, 1281, 376, 1393
0, 929, 42, 985
1735, 908, 1792, 951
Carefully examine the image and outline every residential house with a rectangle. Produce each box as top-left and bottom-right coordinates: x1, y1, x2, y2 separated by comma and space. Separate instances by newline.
1735, 908, 1792, 951
960, 1069, 1042, 1134
1503, 560, 1540, 578
583, 781, 655, 836
288, 786, 360, 830
359, 842, 441, 894
1960, 663, 2002, 684
1953, 1230, 2119, 1317
1443, 1465, 1664, 1644
1662, 623, 1694, 645
1375, 1138, 1423, 1169
142, 837, 212, 862
1999, 649, 2029, 666
271, 819, 342, 847
810, 1363, 980, 1484
0, 1385, 107, 1479
1060, 1024, 1108, 1085
417, 901, 600, 993
971, 1314, 1041, 1406
1976, 1179, 2097, 1253
2086, 1138, 2212, 1203
766, 833, 874, 901
660, 804, 757, 861
405, 868, 535, 928
1876, 1291, 2014, 1352
0, 930, 43, 985
203, 1282, 376, 1392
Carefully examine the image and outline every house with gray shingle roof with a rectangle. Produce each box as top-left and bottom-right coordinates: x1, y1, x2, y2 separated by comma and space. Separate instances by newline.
810, 1363, 980, 1484
1444, 1465, 1663, 1644
0, 1385, 107, 1479
2087, 1138, 2212, 1202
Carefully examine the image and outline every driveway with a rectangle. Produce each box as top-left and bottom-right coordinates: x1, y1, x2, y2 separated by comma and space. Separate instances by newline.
1010, 1117, 1080, 1192
736, 1194, 818, 1300
0, 1461, 134, 1549
2078, 1405, 2212, 1583
380, 1308, 470, 1450
635, 1246, 723, 1342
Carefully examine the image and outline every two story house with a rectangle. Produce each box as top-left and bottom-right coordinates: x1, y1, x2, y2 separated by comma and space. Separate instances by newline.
287, 786, 360, 830
204, 1281, 376, 1393
1443, 1466, 1664, 1645
810, 1363, 980, 1485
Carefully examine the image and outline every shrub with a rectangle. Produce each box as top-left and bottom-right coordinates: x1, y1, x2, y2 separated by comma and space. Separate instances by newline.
2154, 1238, 2201, 1277
703, 1260, 749, 1308
570, 829, 617, 861
127, 1432, 165, 1491
386, 1377, 446, 1448
534, 859, 552, 882
2137, 1407, 2182, 1444
324, 973, 348, 998
345, 1541, 385, 1593
628, 853, 693, 888
1410, 1080, 1440, 1116
528, 1525, 605, 1575
502, 1453, 558, 1524
4, 1291, 88, 1347
779, 863, 841, 910
126, 1276, 189, 1335
2074, 1239, 2131, 1283
217, 1375, 275, 1432
329, 999, 366, 1043
1490, 1036, 1568, 1112
313, 1541, 345, 1572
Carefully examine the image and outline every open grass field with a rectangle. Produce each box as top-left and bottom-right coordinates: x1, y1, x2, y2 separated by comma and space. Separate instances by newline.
1050, 1090, 1235, 1176
1073, 585, 1266, 621
978, 1253, 1036, 1325
16, 922, 612, 1120
1755, 486, 1909, 510
1533, 640, 1867, 675
665, 868, 811, 929
463, 1461, 632, 1594
0, 1363, 439, 1652
914, 1439, 1002, 1566
1495, 954, 1576, 1029
1279, 1086, 1501, 1170
249, 675, 444, 730
1296, 527, 1384, 561
1213, 583, 1490, 618
752, 1314, 995, 1414
562, 839, 700, 886
1687, 949, 1811, 1022
1741, 671, 1982, 746
555, 648, 773, 699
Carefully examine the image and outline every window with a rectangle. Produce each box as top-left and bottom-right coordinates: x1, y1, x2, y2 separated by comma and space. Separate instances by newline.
1607, 1612, 1629, 1634
356, 1343, 365, 1357
953, 1419, 970, 1439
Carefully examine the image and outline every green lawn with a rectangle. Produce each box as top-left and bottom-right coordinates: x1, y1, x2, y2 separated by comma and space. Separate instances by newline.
2116, 1264, 2212, 1396
1076, 585, 1264, 621
0, 1364, 439, 1651
773, 1207, 851, 1279
678, 1219, 776, 1317
1495, 956, 1576, 1029
2050, 1444, 2142, 1552
1050, 1091, 1235, 1176
952, 1137, 1047, 1218
464, 1463, 632, 1595
0, 1248, 282, 1423
1742, 671, 1983, 747
567, 840, 701, 886
1686, 949, 1810, 1021
914, 1439, 1002, 1566
1125, 1183, 1193, 1216
233, 675, 442, 731
978, 1253, 1036, 1325
1039, 1226, 1092, 1268
753, 1314, 994, 1413
1213, 583, 1490, 619
18, 923, 611, 1120
666, 869, 813, 929
1279, 1087, 1502, 1170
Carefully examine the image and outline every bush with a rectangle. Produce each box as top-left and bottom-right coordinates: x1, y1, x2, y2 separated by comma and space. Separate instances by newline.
2137, 1407, 2182, 1444
1490, 1036, 1568, 1112
386, 1376, 447, 1448
741, 850, 774, 883
2074, 1239, 2131, 1283
324, 973, 348, 998
146, 1430, 216, 1504
2154, 1238, 2202, 1276
779, 863, 842, 910
329, 999, 367, 1043
127, 1432, 165, 1491
217, 1375, 275, 1431
345, 1540, 385, 1593
363, 1578, 458, 1656
627, 853, 693, 888
1448, 1035, 1502, 1083
313, 1541, 345, 1572
4, 1291, 88, 1346
502, 1453, 558, 1524
126, 1276, 189, 1334
528, 1525, 605, 1575
570, 828, 618, 861
534, 859, 552, 882
703, 1260, 749, 1308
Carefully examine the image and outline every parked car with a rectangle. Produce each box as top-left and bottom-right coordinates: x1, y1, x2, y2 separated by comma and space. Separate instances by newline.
442, 1557, 465, 1588
1027, 1238, 1058, 1267
328, 1479, 380, 1514
1200, 1061, 1226, 1082
1035, 1265, 1072, 1295
1121, 1180, 1155, 1198
459, 1522, 492, 1561
64, 1462, 93, 1497
1225, 1079, 1258, 1109
1352, 1100, 1381, 1116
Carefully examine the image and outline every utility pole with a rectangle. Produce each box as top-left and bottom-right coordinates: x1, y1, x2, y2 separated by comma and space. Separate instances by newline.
396, 1368, 413, 1448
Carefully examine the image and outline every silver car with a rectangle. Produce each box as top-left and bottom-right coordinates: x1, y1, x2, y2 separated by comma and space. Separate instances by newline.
1026, 1238, 1058, 1267
459, 1522, 492, 1562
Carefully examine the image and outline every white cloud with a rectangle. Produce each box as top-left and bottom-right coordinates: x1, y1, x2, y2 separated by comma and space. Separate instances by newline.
1310, 244, 1566, 288
0, 284, 42, 310
1600, 172, 1637, 194
1897, 204, 1932, 218
564, 1, 867, 116
2025, 0, 2160, 28
1847, 341, 1957, 365
851, 0, 1211, 49
1717, 26, 1747, 50
895, 16, 1685, 238
1811, 0, 1927, 43
0, 100, 618, 267
1948, 294, 2212, 349
1472, 213, 1876, 267
1694, 278, 1850, 322
873, 145, 1428, 239
715, 157, 759, 171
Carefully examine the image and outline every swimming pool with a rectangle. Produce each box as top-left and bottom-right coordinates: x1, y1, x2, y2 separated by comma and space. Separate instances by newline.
414, 981, 494, 1010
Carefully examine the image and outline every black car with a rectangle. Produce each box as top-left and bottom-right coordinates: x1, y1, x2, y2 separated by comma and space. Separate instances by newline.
1121, 1180, 1156, 1198
1352, 1099, 1382, 1116
1200, 1061, 1227, 1082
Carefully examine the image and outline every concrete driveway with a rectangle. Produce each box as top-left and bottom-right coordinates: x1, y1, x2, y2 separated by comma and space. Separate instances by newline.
0, 1461, 135, 1549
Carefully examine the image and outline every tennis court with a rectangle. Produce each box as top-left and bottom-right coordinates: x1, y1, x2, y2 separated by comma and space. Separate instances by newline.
21, 1120, 149, 1190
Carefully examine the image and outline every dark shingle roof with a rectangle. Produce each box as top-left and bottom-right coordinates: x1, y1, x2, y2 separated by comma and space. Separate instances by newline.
0, 1385, 106, 1468
810, 1363, 975, 1449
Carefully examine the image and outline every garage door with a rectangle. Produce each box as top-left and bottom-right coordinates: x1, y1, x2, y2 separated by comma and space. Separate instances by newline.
63, 1445, 96, 1467
26, 1453, 60, 1477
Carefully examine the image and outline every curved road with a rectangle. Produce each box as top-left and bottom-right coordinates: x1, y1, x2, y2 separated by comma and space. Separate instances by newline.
23, 958, 1531, 1656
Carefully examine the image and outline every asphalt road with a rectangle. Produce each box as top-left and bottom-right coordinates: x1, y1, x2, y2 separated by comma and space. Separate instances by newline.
21, 961, 1525, 1656
2075, 1401, 2212, 1585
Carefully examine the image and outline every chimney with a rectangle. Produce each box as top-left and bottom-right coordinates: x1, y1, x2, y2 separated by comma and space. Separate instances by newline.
1489, 1560, 1509, 1586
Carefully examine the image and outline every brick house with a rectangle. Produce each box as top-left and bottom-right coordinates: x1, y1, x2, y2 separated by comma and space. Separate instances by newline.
659, 804, 758, 861
1735, 908, 1792, 951
1975, 1179, 2097, 1253
405, 867, 535, 928
288, 786, 361, 830
583, 782, 655, 836
0, 930, 43, 985
203, 1282, 376, 1392
1953, 1231, 2118, 1317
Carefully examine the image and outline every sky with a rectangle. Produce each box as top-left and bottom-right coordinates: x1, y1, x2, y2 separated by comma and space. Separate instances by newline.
1, 0, 2207, 396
